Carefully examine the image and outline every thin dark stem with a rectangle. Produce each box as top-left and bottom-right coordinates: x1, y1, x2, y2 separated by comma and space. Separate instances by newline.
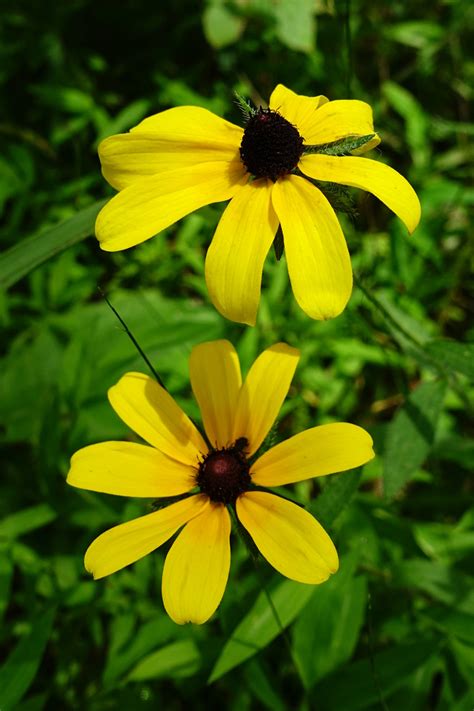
367, 589, 390, 711
98, 287, 166, 389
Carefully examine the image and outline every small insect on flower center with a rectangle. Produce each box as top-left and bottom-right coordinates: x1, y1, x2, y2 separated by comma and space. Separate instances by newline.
240, 108, 304, 181
197, 438, 251, 504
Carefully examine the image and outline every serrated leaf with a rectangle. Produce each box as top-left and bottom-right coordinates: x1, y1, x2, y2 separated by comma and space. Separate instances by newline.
304, 134, 376, 156
208, 578, 314, 682
0, 199, 106, 290
0, 608, 55, 711
383, 380, 446, 499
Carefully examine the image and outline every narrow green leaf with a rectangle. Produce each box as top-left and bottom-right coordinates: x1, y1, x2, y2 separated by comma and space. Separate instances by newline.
309, 468, 362, 529
208, 579, 314, 683
384, 380, 446, 499
312, 640, 436, 711
0, 199, 106, 290
424, 339, 474, 380
126, 640, 200, 681
0, 504, 56, 540
0, 608, 55, 711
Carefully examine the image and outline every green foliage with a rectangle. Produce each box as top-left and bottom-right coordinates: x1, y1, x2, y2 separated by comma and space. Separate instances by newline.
0, 0, 473, 709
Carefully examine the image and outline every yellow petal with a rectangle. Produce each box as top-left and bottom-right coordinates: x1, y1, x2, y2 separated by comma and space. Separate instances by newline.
269, 84, 328, 140
162, 503, 231, 624
85, 494, 208, 579
272, 175, 352, 320
300, 154, 421, 233
301, 99, 380, 152
205, 179, 278, 326
236, 491, 338, 584
67, 441, 196, 497
252, 423, 375, 486
189, 340, 242, 449
96, 161, 247, 251
99, 106, 244, 191
108, 372, 207, 465
232, 343, 300, 457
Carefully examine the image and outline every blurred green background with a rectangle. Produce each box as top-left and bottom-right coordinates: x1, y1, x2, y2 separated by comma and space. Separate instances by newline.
1, 0, 473, 709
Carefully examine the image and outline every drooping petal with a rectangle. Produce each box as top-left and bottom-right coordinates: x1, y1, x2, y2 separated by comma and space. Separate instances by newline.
96, 161, 247, 251
232, 343, 300, 457
162, 503, 231, 624
272, 175, 352, 320
205, 179, 278, 326
252, 423, 375, 486
99, 106, 244, 191
67, 441, 196, 497
85, 494, 208, 579
108, 372, 207, 465
189, 340, 242, 449
269, 84, 328, 140
300, 154, 421, 233
237, 491, 338, 584
300, 99, 380, 152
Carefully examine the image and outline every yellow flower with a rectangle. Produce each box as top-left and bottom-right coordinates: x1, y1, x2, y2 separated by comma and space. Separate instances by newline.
67, 340, 374, 625
96, 84, 421, 325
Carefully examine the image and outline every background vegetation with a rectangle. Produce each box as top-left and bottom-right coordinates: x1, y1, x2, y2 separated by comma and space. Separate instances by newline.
1, 0, 473, 708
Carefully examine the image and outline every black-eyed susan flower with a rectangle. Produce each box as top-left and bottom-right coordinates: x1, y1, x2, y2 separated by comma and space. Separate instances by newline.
67, 340, 374, 625
96, 84, 421, 325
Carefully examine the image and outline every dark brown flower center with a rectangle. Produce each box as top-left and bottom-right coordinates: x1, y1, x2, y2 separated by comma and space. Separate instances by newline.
197, 439, 251, 504
240, 108, 304, 181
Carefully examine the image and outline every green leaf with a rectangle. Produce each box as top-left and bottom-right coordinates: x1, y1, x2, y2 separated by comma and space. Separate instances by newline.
0, 199, 106, 290
126, 639, 201, 681
382, 81, 430, 170
312, 640, 436, 711
0, 608, 55, 711
274, 0, 315, 53
309, 468, 363, 529
0, 504, 56, 540
392, 558, 473, 607
208, 579, 314, 682
242, 659, 287, 711
202, 3, 245, 49
383, 380, 446, 499
0, 544, 13, 620
424, 339, 474, 380
293, 553, 367, 687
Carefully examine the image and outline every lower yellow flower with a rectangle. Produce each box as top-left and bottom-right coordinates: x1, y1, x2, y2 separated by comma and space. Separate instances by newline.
67, 340, 374, 624
96, 84, 421, 325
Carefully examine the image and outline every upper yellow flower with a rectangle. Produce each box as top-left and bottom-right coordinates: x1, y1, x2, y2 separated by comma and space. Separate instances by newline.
96, 85, 420, 326
67, 340, 374, 625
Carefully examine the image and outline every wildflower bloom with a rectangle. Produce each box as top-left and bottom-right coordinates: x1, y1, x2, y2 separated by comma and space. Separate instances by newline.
67, 340, 374, 624
96, 84, 421, 325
